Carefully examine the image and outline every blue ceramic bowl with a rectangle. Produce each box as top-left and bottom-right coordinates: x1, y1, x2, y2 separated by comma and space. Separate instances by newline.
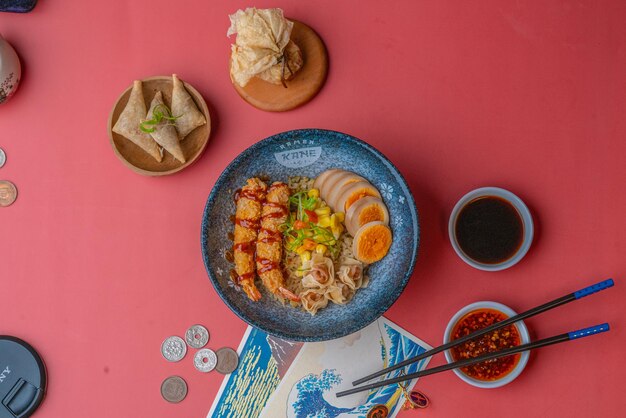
201, 129, 419, 341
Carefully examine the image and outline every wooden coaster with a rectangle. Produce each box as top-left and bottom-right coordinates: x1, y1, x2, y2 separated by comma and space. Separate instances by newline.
107, 76, 211, 176
231, 20, 328, 112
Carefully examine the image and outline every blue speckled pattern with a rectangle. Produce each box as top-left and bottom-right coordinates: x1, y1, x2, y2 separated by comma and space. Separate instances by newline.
0, 0, 37, 13
201, 129, 419, 342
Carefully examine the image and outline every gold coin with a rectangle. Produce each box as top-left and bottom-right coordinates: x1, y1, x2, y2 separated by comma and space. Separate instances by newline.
0, 181, 17, 207
367, 404, 388, 418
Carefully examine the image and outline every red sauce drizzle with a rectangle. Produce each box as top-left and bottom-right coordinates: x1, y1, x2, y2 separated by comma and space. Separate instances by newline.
268, 182, 288, 192
234, 188, 265, 203
230, 183, 287, 282
259, 229, 282, 244
235, 218, 260, 229
235, 272, 255, 284
263, 202, 288, 218
233, 241, 256, 254
257, 258, 279, 274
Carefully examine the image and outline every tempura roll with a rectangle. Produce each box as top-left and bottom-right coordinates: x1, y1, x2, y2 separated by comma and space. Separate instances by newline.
233, 178, 266, 301
256, 182, 300, 302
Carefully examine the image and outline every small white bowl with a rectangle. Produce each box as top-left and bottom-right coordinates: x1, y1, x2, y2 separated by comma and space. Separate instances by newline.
443, 301, 530, 388
448, 187, 533, 271
0, 34, 21, 105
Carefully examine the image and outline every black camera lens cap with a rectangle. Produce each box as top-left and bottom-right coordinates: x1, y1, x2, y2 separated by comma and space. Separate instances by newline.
0, 336, 46, 418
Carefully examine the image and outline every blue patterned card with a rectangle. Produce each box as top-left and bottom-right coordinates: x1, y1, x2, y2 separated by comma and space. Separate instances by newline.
207, 327, 303, 418
208, 318, 431, 418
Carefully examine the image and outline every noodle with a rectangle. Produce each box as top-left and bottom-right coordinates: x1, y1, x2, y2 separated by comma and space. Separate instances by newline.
284, 177, 369, 314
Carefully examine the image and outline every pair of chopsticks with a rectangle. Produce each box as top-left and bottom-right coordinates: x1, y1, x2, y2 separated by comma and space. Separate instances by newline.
336, 278, 614, 398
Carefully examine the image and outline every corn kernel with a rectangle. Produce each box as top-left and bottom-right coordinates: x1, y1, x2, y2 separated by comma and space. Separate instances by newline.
308, 189, 320, 198
317, 216, 331, 227
296, 270, 304, 277
315, 244, 327, 254
330, 214, 340, 229
315, 207, 331, 216
300, 251, 312, 263
335, 212, 345, 222
296, 245, 307, 255
331, 224, 344, 239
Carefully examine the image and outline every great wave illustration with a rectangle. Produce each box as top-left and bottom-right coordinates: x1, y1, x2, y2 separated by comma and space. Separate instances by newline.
211, 328, 303, 418
285, 323, 428, 418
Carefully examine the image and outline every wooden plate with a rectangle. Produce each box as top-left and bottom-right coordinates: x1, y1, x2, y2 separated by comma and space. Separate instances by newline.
107, 76, 211, 176
231, 20, 328, 112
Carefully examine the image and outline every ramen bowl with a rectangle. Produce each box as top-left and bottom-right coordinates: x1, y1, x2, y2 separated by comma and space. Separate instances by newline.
201, 129, 419, 341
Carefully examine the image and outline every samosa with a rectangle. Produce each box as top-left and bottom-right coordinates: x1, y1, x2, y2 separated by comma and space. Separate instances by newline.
146, 91, 186, 163
112, 80, 162, 162
171, 74, 206, 140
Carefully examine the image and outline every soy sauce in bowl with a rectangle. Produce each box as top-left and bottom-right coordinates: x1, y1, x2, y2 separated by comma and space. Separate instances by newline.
449, 187, 533, 271
455, 196, 523, 264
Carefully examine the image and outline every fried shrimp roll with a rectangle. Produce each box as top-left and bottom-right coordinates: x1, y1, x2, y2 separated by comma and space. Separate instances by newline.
256, 182, 300, 302
233, 178, 266, 301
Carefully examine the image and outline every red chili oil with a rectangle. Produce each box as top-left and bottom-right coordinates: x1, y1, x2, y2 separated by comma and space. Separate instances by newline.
450, 308, 521, 381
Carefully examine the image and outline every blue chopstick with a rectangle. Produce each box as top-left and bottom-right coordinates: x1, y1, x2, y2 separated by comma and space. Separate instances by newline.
337, 323, 610, 398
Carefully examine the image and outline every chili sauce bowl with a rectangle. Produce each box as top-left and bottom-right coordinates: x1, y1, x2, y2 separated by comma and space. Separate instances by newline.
443, 301, 530, 388
448, 187, 533, 271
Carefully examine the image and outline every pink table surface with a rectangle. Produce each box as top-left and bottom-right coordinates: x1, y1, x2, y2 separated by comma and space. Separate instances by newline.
2, 1, 625, 417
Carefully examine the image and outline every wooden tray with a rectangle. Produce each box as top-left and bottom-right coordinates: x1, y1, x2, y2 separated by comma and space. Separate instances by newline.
231, 20, 328, 112
107, 76, 211, 176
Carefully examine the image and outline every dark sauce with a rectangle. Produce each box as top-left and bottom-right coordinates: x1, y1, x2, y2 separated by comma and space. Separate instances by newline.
455, 196, 523, 264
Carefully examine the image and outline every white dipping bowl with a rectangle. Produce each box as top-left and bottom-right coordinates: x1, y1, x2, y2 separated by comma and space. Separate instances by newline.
448, 187, 533, 271
443, 301, 530, 389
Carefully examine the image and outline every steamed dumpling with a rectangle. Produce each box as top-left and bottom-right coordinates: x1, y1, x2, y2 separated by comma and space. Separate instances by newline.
171, 74, 206, 140
301, 253, 335, 289
112, 80, 162, 162
325, 284, 351, 305
336, 258, 364, 290
146, 91, 186, 163
301, 289, 329, 315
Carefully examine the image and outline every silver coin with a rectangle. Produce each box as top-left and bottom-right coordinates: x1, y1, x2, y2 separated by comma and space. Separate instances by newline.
0, 148, 5, 168
193, 348, 217, 372
215, 347, 239, 374
160, 375, 187, 403
161, 336, 187, 362
185, 324, 209, 349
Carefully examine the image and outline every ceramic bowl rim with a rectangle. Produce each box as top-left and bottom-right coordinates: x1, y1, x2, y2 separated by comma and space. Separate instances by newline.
448, 187, 533, 271
200, 128, 420, 342
443, 301, 530, 388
